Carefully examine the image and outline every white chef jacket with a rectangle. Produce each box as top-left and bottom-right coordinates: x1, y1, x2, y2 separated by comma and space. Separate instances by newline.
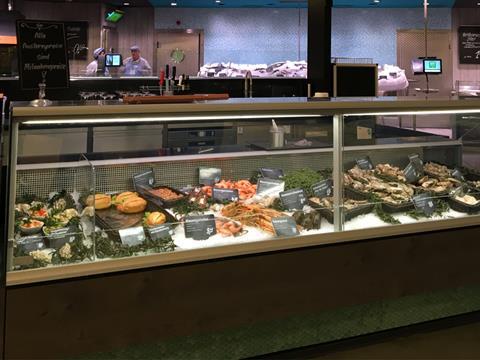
85, 60, 109, 76
123, 57, 152, 76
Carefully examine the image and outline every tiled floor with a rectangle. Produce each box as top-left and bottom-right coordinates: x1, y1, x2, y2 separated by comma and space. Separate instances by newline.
263, 314, 480, 360
314, 321, 480, 359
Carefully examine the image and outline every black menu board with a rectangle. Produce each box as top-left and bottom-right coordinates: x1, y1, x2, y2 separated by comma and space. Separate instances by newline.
459, 26, 480, 64
16, 20, 69, 89
65, 21, 88, 60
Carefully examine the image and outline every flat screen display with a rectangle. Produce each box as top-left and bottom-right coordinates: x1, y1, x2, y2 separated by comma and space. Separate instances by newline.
105, 10, 124, 23
105, 54, 122, 67
423, 59, 442, 74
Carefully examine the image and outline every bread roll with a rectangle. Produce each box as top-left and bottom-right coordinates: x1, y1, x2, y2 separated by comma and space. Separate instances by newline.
117, 196, 147, 214
86, 194, 111, 210
146, 212, 166, 226
115, 191, 138, 204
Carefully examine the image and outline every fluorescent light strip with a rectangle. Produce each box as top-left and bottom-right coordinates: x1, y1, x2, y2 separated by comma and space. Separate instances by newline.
22, 114, 322, 125
346, 109, 480, 117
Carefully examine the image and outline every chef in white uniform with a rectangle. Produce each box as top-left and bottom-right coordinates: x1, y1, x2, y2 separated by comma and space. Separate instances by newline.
86, 47, 108, 76
122, 45, 152, 76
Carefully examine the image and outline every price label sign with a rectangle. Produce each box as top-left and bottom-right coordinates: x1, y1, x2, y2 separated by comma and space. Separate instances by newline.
404, 162, 421, 184
256, 178, 285, 196
279, 188, 307, 210
48, 226, 78, 249
409, 154, 424, 172
212, 188, 239, 202
147, 224, 172, 241
184, 214, 216, 240
412, 193, 436, 216
119, 226, 146, 247
452, 168, 465, 181
259, 168, 284, 179
133, 168, 155, 191
272, 217, 300, 237
356, 156, 374, 170
312, 179, 333, 198
199, 167, 222, 186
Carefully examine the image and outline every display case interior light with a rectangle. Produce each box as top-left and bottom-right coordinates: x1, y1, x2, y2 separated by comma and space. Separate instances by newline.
21, 113, 323, 125
346, 109, 480, 117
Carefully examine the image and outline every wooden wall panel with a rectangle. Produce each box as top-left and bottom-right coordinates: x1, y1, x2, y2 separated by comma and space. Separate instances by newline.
5, 226, 480, 359
452, 7, 480, 85
115, 7, 155, 75
22, 1, 102, 76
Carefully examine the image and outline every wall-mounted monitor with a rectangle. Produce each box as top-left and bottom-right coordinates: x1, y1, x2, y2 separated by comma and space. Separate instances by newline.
423, 59, 442, 74
105, 10, 124, 23
105, 54, 122, 67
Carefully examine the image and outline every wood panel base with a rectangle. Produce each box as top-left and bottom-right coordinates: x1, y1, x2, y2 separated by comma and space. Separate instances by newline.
6, 226, 480, 359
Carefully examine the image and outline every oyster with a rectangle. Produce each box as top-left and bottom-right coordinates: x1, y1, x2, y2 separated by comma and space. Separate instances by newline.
455, 194, 480, 206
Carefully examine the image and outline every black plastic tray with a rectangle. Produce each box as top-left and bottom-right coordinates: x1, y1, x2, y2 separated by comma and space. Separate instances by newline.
344, 186, 414, 214
448, 193, 480, 214
138, 185, 186, 208
309, 199, 374, 224
95, 200, 176, 243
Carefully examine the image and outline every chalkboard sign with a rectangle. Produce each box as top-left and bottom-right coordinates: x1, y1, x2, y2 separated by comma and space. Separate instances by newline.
133, 168, 155, 191
184, 214, 216, 240
279, 188, 307, 211
65, 21, 88, 60
412, 193, 436, 217
356, 156, 374, 170
312, 179, 333, 198
16, 20, 69, 90
272, 217, 300, 237
259, 168, 284, 180
459, 26, 480, 64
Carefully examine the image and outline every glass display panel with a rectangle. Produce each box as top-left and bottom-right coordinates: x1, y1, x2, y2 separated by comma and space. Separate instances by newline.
342, 110, 477, 230
8, 114, 336, 272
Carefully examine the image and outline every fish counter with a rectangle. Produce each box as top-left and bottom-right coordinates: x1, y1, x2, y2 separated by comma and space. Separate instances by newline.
5, 97, 480, 359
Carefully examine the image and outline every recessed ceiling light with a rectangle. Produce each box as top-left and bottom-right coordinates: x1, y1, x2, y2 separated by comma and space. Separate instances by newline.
215, 0, 221, 2
171, 2, 177, 5
123, 1, 130, 5
373, 0, 380, 3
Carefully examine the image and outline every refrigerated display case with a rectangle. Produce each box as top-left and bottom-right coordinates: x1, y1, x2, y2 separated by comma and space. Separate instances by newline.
5, 97, 480, 285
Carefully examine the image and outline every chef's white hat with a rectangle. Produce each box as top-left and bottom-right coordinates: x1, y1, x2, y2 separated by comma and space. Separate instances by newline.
93, 47, 105, 59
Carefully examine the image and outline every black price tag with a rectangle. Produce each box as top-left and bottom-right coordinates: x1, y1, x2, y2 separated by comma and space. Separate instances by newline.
404, 162, 421, 184
147, 224, 172, 241
17, 235, 45, 253
184, 214, 216, 240
412, 193, 436, 216
199, 167, 222, 186
272, 217, 300, 237
312, 179, 333, 198
119, 226, 146, 247
259, 168, 284, 179
47, 226, 78, 249
452, 168, 465, 181
256, 178, 285, 195
133, 168, 155, 191
212, 188, 239, 202
356, 156, 374, 170
280, 188, 307, 210
16, 20, 70, 90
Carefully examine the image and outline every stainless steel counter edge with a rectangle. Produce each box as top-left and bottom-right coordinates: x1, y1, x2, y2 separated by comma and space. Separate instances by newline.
7, 215, 479, 286
11, 98, 480, 119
